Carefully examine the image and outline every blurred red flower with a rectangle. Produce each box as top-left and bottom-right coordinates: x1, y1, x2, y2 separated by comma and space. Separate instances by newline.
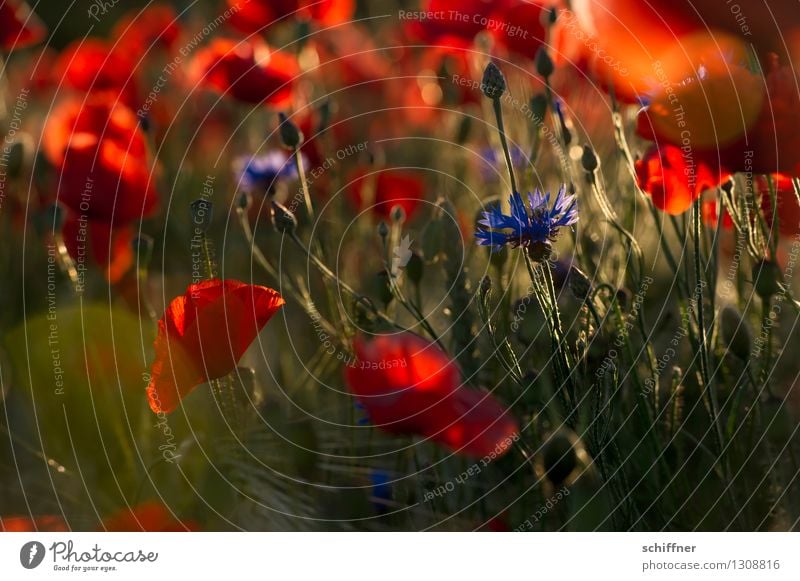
345, 332, 519, 458
0, 515, 69, 532
226, 0, 354, 35
147, 279, 285, 414
0, 0, 45, 51
635, 144, 727, 215
54, 39, 139, 106
42, 96, 158, 224
62, 215, 135, 284
103, 501, 197, 531
189, 38, 298, 106
346, 168, 425, 220
112, 4, 182, 57
409, 0, 505, 47
488, 0, 550, 59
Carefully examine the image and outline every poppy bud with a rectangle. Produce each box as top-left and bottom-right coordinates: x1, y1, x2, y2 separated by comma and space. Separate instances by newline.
278, 112, 303, 149
377, 220, 389, 240
371, 270, 394, 307
752, 259, 783, 299
236, 191, 251, 211
190, 199, 213, 233
271, 201, 297, 233
481, 61, 506, 100
529, 93, 548, 123
391, 204, 406, 224
581, 145, 599, 173
406, 251, 424, 285
568, 265, 593, 301
535, 46, 554, 79
541, 429, 578, 486
479, 275, 492, 299
133, 234, 154, 270
720, 305, 752, 361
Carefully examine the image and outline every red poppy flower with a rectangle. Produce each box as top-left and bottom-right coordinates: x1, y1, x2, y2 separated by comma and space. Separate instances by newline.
103, 501, 197, 531
112, 4, 181, 57
62, 214, 135, 284
0, 0, 46, 51
345, 332, 519, 458
189, 38, 298, 106
409, 0, 509, 47
635, 144, 727, 215
226, 0, 355, 35
488, 0, 550, 59
42, 96, 158, 224
0, 515, 69, 532
147, 279, 285, 414
54, 39, 138, 104
346, 168, 425, 220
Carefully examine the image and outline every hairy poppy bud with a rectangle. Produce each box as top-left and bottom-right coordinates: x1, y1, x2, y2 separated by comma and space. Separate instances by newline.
541, 429, 578, 486
377, 220, 389, 240
190, 199, 213, 233
236, 191, 251, 211
720, 305, 752, 361
581, 145, 599, 173
481, 61, 506, 100
529, 93, 548, 124
391, 204, 406, 224
568, 265, 593, 301
278, 112, 303, 149
271, 201, 297, 233
752, 259, 783, 299
535, 46, 554, 79
406, 251, 424, 284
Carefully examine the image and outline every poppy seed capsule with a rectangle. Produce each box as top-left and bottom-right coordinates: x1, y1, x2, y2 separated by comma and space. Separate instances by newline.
720, 305, 752, 361
481, 61, 506, 100
271, 201, 297, 233
753, 260, 783, 299
190, 199, 213, 233
278, 112, 303, 149
535, 46, 554, 79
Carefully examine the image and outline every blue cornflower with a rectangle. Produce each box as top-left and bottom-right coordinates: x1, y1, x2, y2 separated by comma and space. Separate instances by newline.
234, 150, 300, 194
475, 186, 578, 255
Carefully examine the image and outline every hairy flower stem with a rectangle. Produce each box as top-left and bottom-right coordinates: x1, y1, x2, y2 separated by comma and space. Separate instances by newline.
491, 97, 518, 193
524, 253, 576, 423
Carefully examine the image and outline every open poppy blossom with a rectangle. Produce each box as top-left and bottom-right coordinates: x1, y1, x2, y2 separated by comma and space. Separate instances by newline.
636, 144, 727, 215
103, 501, 197, 531
346, 168, 425, 220
488, 0, 550, 59
0, 0, 46, 51
42, 96, 158, 224
226, 0, 355, 35
345, 332, 519, 458
0, 515, 69, 532
189, 38, 298, 106
147, 279, 285, 414
408, 0, 506, 47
